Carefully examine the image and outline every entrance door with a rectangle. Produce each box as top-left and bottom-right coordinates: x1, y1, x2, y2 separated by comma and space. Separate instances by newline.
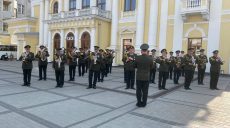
188, 38, 202, 55
66, 32, 75, 51
53, 33, 61, 54
81, 32, 90, 50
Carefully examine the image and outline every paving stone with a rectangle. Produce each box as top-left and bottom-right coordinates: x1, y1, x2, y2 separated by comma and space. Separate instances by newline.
79, 91, 136, 108
0, 91, 67, 108
25, 99, 111, 127
49, 86, 104, 97
97, 114, 174, 128
0, 112, 48, 128
0, 86, 36, 96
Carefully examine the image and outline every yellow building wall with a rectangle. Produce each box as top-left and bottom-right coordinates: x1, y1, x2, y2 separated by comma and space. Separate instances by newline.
0, 35, 11, 45
95, 20, 111, 49
143, 0, 150, 43
222, 0, 230, 10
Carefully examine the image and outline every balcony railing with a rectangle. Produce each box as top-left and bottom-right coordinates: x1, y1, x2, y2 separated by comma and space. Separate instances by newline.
49, 7, 112, 20
180, 0, 210, 21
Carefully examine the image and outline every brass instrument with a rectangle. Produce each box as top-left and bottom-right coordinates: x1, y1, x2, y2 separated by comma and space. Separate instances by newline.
22, 52, 29, 63
175, 56, 181, 68
54, 54, 62, 68
40, 47, 48, 61
68, 48, 77, 62
199, 55, 207, 69
191, 55, 196, 68
217, 56, 224, 63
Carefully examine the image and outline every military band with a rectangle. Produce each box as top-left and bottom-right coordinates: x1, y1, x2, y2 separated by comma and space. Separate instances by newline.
19, 45, 35, 86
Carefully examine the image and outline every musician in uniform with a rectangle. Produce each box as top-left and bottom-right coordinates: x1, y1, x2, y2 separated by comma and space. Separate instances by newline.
180, 50, 185, 76
150, 49, 157, 84
168, 51, 174, 80
135, 44, 153, 107
35, 45, 49, 81
53, 48, 67, 88
87, 52, 101, 89
196, 49, 208, 85
67, 46, 78, 81
108, 49, 114, 74
19, 45, 35, 86
122, 50, 128, 83
209, 50, 224, 90
156, 49, 171, 90
173, 50, 181, 84
78, 48, 86, 77
123, 46, 136, 89
98, 49, 106, 82
182, 48, 196, 90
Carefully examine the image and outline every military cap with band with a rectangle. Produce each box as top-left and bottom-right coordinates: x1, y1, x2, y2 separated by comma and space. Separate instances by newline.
140, 44, 149, 50
24, 45, 31, 48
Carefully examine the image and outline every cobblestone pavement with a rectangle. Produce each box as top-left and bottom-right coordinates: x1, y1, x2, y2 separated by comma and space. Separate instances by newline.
0, 61, 230, 128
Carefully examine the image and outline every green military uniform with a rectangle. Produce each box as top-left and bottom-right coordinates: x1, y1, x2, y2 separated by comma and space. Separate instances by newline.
196, 49, 208, 85
19, 45, 35, 86
35, 45, 49, 81
77, 48, 86, 76
67, 47, 78, 81
173, 50, 182, 84
87, 52, 101, 89
98, 49, 106, 82
135, 44, 153, 107
209, 50, 224, 90
150, 49, 157, 84
182, 48, 196, 90
156, 49, 171, 90
124, 49, 137, 89
53, 48, 67, 88
168, 52, 174, 80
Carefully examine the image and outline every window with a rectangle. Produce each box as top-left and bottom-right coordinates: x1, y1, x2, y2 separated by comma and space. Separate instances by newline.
187, 0, 201, 8
69, 0, 76, 11
124, 0, 136, 12
3, 23, 8, 32
17, 4, 25, 14
53, 2, 58, 14
97, 0, 106, 10
82, 0, 90, 9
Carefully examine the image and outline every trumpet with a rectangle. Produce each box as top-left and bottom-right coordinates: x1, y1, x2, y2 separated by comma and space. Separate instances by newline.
217, 56, 224, 63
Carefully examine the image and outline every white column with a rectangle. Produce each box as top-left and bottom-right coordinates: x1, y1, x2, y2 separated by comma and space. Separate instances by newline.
44, 0, 49, 46
64, 0, 69, 11
61, 29, 65, 48
90, 28, 96, 51
48, 31, 52, 62
159, 0, 169, 50
135, 0, 146, 48
74, 29, 79, 48
148, 0, 158, 49
77, 0, 82, 9
110, 0, 118, 49
172, 0, 183, 52
90, 0, 97, 7
58, 0, 63, 12
106, 0, 112, 11
207, 0, 222, 72
39, 0, 44, 45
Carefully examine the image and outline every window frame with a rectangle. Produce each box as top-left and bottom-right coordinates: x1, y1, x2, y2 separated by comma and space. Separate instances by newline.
82, 0, 90, 9
53, 2, 59, 14
124, 0, 136, 12
69, 0, 76, 11
17, 4, 25, 14
97, 0, 106, 10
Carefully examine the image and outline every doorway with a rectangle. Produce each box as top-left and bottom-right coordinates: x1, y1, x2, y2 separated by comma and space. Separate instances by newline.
81, 32, 90, 50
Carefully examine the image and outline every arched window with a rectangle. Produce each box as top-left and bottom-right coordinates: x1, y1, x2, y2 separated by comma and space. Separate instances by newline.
69, 0, 76, 11
82, 0, 90, 9
124, 0, 136, 12
97, 0, 106, 10
53, 2, 58, 14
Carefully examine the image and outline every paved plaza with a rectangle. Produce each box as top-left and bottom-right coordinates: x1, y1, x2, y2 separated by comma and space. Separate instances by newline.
0, 61, 230, 128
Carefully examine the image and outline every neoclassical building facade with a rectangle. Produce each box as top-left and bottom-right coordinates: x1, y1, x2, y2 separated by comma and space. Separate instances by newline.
1, 0, 230, 74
